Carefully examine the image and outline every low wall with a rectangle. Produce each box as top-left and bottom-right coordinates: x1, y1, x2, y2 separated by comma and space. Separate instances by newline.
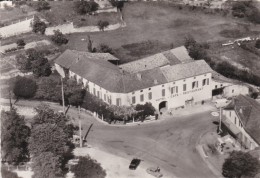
0, 17, 33, 38
45, 22, 125, 35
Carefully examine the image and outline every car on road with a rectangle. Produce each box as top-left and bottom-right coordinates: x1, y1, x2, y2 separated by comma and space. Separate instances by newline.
146, 167, 163, 178
129, 158, 141, 170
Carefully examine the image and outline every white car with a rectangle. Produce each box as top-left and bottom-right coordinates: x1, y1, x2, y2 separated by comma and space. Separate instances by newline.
214, 99, 231, 108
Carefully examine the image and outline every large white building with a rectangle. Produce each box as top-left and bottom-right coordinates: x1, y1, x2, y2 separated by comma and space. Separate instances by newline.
55, 46, 215, 111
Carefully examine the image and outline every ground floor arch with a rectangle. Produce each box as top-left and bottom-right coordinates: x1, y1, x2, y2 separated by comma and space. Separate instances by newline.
159, 101, 168, 111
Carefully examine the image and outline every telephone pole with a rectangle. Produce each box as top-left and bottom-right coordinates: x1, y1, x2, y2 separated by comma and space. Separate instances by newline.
78, 106, 83, 148
61, 77, 65, 114
218, 107, 223, 134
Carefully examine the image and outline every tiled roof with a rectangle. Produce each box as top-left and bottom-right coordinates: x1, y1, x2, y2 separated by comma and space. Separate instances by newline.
225, 95, 260, 144
119, 53, 170, 73
119, 46, 192, 73
55, 49, 213, 93
160, 60, 213, 82
169, 46, 193, 63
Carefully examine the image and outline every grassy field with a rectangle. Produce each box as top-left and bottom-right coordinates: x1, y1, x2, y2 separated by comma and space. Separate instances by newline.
40, 1, 120, 27
65, 2, 260, 63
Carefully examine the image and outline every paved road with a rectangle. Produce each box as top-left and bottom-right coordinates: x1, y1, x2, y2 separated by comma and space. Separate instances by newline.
0, 99, 218, 178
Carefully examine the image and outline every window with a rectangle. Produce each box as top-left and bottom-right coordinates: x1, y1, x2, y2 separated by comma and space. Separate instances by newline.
171, 86, 178, 94
132, 92, 135, 94
140, 90, 143, 92
192, 81, 196, 89
183, 84, 187, 91
235, 117, 237, 125
108, 96, 112, 104
148, 92, 152, 100
232, 89, 234, 93
215, 85, 217, 89
93, 88, 96, 96
104, 94, 107, 101
162, 89, 165, 97
140, 94, 144, 102
132, 96, 136, 104
97, 91, 100, 98
149, 88, 151, 90
207, 78, 209, 85
202, 79, 206, 86
162, 85, 164, 87
116, 98, 121, 106
230, 111, 231, 117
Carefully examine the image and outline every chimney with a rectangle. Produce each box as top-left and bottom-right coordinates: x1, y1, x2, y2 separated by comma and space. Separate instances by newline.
154, 79, 158, 84
137, 73, 142, 80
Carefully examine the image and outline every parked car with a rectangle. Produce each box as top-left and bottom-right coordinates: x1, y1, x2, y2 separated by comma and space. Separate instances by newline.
129, 158, 141, 170
146, 167, 163, 178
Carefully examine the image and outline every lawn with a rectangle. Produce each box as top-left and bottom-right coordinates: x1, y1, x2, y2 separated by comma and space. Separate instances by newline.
65, 1, 260, 63
40, 1, 120, 27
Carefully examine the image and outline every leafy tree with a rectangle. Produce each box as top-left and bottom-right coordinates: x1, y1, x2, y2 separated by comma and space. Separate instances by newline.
184, 36, 208, 60
31, 16, 47, 35
73, 1, 99, 15
1, 109, 30, 165
51, 30, 69, 46
31, 151, 62, 178
222, 151, 259, 178
31, 57, 52, 77
29, 104, 74, 178
97, 20, 109, 31
1, 167, 20, 178
26, 48, 44, 61
34, 1, 50, 11
15, 54, 31, 73
109, 0, 124, 11
68, 89, 86, 107
256, 39, 260, 49
71, 156, 106, 178
16, 39, 26, 49
97, 43, 114, 54
135, 102, 155, 121
13, 76, 37, 99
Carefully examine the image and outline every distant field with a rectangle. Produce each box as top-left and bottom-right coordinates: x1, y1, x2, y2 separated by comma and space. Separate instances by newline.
66, 2, 260, 62
41, 1, 120, 27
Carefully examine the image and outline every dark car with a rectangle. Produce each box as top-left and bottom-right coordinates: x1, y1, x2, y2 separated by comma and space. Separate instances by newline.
129, 158, 141, 170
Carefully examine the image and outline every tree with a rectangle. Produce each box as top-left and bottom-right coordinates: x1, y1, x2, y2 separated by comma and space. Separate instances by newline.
31, 16, 47, 35
256, 39, 260, 49
1, 109, 30, 165
71, 156, 106, 178
222, 151, 259, 178
13, 76, 37, 99
16, 39, 26, 49
87, 35, 96, 53
97, 44, 114, 54
135, 102, 155, 121
68, 89, 86, 107
184, 36, 208, 60
34, 1, 50, 11
73, 1, 99, 15
109, 0, 124, 11
31, 57, 52, 77
51, 30, 69, 46
15, 54, 31, 73
31, 151, 63, 178
29, 104, 74, 178
97, 20, 109, 31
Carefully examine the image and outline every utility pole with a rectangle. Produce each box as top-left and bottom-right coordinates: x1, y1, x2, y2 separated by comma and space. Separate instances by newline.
78, 106, 82, 148
218, 107, 222, 134
61, 77, 65, 114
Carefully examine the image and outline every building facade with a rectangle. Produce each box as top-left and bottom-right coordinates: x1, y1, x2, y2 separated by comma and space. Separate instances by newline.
222, 95, 260, 150
55, 47, 213, 111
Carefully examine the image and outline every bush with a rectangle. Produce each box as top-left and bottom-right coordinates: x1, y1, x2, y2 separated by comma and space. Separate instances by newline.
255, 39, 260, 49
51, 30, 69, 46
34, 1, 50, 11
97, 44, 114, 54
4, 47, 18, 53
73, 1, 99, 15
16, 39, 26, 49
71, 156, 106, 178
97, 20, 109, 31
31, 16, 47, 35
13, 76, 37, 99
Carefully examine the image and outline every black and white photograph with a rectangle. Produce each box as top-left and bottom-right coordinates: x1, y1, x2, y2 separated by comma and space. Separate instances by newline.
0, 0, 260, 177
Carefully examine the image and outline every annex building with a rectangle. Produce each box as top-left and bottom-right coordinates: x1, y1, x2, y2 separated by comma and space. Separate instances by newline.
55, 46, 214, 111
